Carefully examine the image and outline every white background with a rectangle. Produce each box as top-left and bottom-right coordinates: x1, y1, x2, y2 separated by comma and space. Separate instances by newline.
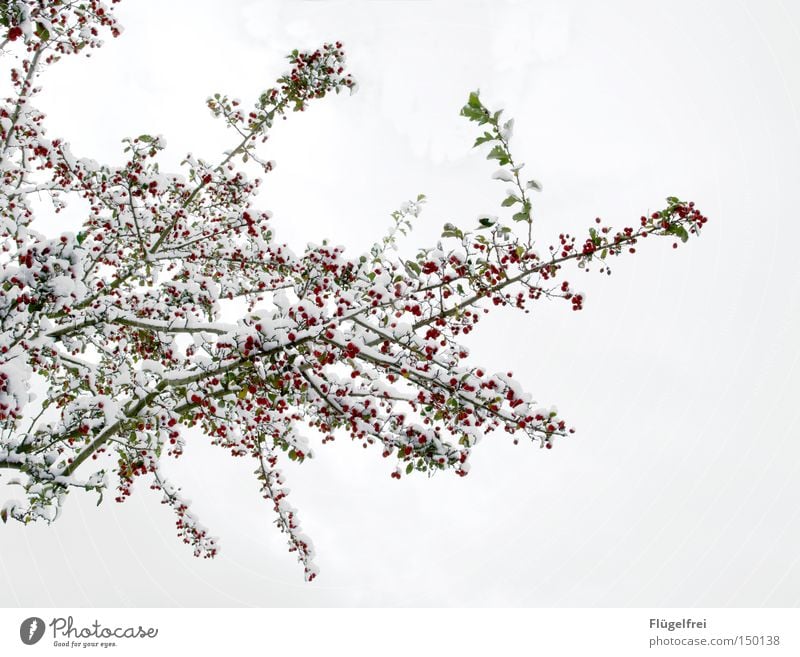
2, 0, 799, 607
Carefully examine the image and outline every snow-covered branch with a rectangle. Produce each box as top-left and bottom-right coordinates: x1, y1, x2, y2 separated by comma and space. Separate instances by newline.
0, 0, 708, 579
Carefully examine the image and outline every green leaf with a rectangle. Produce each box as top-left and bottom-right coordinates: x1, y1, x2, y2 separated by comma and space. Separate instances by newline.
441, 223, 463, 239
478, 217, 496, 228
405, 260, 421, 275
501, 195, 520, 207
288, 449, 298, 461
138, 134, 154, 143
674, 225, 689, 243
473, 132, 494, 148
406, 462, 414, 475
512, 211, 529, 223
35, 22, 50, 41
463, 93, 491, 123
487, 145, 508, 164
460, 105, 486, 123
665, 223, 689, 243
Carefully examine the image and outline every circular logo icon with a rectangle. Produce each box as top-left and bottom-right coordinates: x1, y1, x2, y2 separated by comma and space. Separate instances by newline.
20, 617, 45, 645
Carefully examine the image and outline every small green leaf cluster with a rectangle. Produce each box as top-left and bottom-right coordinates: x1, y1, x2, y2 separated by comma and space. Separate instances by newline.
461, 91, 540, 234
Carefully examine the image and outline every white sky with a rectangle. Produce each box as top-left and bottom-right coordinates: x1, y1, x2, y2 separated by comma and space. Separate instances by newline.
2, 0, 800, 606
